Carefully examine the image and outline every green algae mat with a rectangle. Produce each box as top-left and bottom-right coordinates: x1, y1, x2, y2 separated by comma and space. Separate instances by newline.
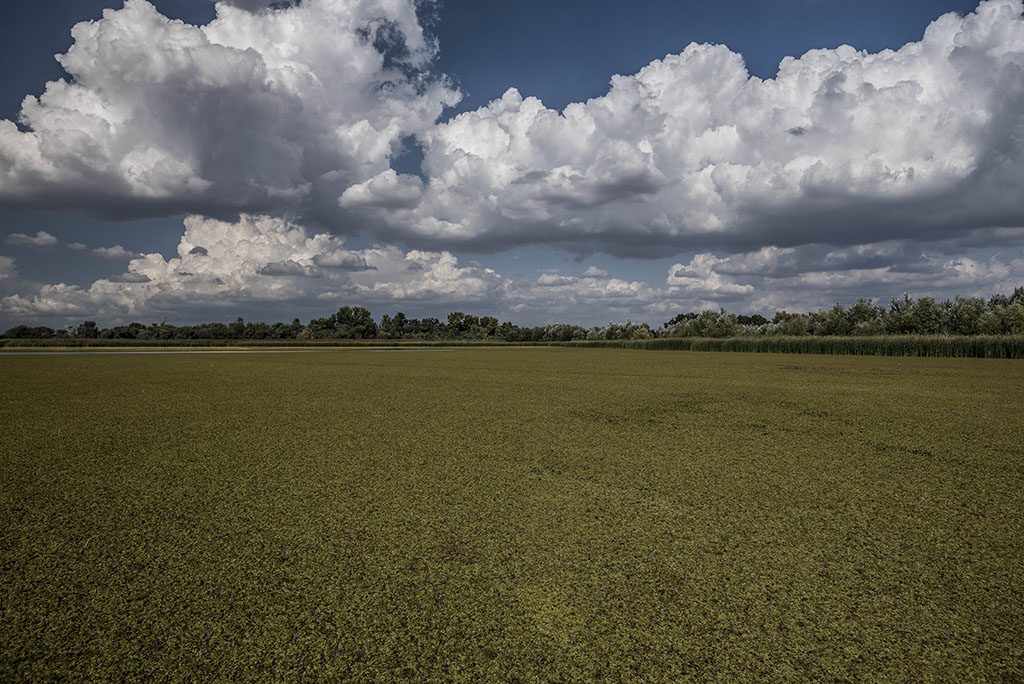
1, 349, 1022, 682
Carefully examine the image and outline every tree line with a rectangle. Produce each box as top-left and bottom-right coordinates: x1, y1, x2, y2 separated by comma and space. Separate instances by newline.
3, 288, 1024, 341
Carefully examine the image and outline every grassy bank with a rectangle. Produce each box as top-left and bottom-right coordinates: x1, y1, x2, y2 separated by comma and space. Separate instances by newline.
574, 334, 1024, 358
3, 334, 1024, 358
1, 349, 1022, 681
0, 337, 517, 349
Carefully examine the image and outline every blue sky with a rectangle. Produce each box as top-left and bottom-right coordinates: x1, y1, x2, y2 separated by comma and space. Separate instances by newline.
0, 0, 1020, 327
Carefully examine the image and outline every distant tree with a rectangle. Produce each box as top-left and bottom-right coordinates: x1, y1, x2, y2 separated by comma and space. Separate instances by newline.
629, 324, 652, 340
8, 286, 1023, 345
946, 297, 988, 336
847, 299, 885, 336
665, 312, 698, 328
3, 325, 56, 339
477, 316, 500, 338
446, 312, 466, 338
885, 294, 916, 334
978, 309, 1005, 335
539, 323, 588, 342
75, 321, 100, 338
909, 297, 946, 335
773, 311, 809, 336
101, 322, 148, 339
672, 310, 739, 338
996, 301, 1024, 334
299, 306, 377, 339
812, 304, 852, 336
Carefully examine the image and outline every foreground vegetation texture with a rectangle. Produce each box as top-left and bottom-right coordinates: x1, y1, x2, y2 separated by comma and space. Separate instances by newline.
1, 349, 1022, 681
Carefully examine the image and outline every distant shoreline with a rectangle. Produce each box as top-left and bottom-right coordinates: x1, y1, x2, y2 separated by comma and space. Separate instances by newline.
2, 336, 1022, 358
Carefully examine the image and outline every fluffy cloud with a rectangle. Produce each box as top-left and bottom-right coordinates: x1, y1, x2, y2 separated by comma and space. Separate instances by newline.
500, 263, 763, 323
3, 219, 1022, 325
4, 232, 146, 258
336, 249, 504, 301
6, 231, 58, 247
5, 0, 1023, 260
2, 1, 1024, 325
0, 256, 41, 304
339, 169, 424, 210
0, 215, 505, 319
0, 256, 17, 283
672, 243, 1024, 313
522, 273, 663, 303
312, 250, 374, 270
667, 254, 755, 296
0, 215, 741, 324
93, 245, 142, 260
350, 0, 1024, 254
0, 0, 458, 223
506, 243, 1022, 322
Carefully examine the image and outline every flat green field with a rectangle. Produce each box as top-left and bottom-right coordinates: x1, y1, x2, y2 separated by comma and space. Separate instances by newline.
1, 349, 1022, 682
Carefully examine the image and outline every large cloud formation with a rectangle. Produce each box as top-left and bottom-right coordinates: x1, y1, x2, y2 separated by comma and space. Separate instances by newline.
3, 0, 1024, 254
0, 214, 736, 323
350, 0, 1024, 254
0, 0, 458, 221
5, 215, 1020, 325
4, 0, 1023, 255
2, 0, 1023, 325
1, 215, 506, 319
667, 245, 1024, 313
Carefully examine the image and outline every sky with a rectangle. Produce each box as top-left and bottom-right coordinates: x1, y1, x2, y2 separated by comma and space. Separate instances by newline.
1, 0, 1022, 328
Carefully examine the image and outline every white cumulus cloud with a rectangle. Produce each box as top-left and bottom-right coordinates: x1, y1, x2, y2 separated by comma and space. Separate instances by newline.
667, 254, 756, 296
3, 220, 1022, 325
0, 0, 458, 224
1, 215, 505, 319
6, 231, 58, 247
352, 0, 1024, 255
0, 256, 17, 283
3, 1, 1024, 326
93, 245, 142, 260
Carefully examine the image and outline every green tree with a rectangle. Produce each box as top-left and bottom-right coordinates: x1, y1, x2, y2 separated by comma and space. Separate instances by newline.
773, 311, 809, 336
674, 310, 739, 338
447, 312, 466, 338
812, 304, 850, 336
847, 299, 885, 336
75, 321, 100, 338
910, 297, 946, 334
325, 306, 377, 339
946, 297, 987, 336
